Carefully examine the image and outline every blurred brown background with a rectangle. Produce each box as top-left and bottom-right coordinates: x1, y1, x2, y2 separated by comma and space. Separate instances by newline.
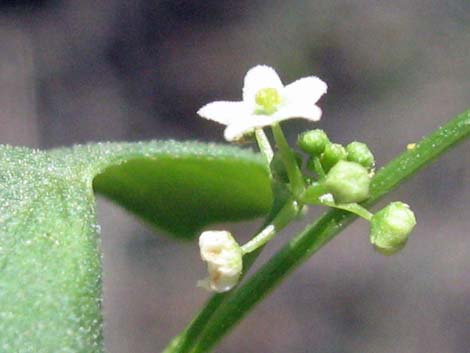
1, 1, 469, 352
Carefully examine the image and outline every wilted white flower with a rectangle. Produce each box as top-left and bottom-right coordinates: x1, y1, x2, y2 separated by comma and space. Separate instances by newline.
198, 230, 243, 293
197, 65, 327, 141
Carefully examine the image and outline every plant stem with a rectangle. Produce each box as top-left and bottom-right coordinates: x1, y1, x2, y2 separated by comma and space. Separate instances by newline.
271, 123, 305, 196
241, 200, 300, 254
165, 198, 296, 353
312, 156, 326, 179
301, 183, 373, 220
165, 110, 470, 353
255, 128, 274, 166
301, 182, 330, 203
323, 202, 373, 221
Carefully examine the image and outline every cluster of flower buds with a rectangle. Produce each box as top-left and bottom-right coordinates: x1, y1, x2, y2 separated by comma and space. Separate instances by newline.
196, 65, 417, 292
300, 130, 375, 172
297, 128, 416, 255
298, 129, 374, 203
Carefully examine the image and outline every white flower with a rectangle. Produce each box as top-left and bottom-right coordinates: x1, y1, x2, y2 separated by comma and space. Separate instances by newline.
197, 65, 327, 141
198, 230, 243, 293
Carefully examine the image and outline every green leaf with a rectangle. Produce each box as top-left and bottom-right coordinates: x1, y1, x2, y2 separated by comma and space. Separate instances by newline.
0, 141, 272, 352
90, 142, 272, 238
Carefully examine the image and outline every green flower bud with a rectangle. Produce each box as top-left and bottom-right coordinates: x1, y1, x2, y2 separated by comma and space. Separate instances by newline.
320, 143, 347, 172
370, 202, 416, 255
297, 129, 330, 155
324, 160, 371, 203
346, 141, 375, 170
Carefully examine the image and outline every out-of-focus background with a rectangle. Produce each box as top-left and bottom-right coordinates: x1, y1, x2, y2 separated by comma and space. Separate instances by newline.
1, 1, 469, 352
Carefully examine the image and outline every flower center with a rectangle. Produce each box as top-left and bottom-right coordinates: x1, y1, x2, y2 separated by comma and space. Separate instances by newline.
254, 88, 281, 115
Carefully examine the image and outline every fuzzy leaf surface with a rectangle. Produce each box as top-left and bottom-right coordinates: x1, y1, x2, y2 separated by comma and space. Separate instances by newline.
0, 141, 272, 352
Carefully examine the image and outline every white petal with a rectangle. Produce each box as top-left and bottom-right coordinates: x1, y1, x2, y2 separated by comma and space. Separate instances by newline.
224, 122, 254, 142
199, 230, 235, 262
224, 115, 275, 141
210, 273, 239, 292
198, 230, 242, 293
197, 101, 250, 125
284, 76, 327, 105
223, 104, 322, 141
242, 65, 283, 105
273, 104, 323, 122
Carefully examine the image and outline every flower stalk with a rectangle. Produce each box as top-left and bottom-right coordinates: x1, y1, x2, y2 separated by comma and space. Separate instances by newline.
271, 123, 305, 196
254, 128, 274, 165
240, 200, 300, 254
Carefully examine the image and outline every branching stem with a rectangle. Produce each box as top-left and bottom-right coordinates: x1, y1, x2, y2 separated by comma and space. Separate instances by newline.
241, 200, 300, 254
164, 110, 470, 353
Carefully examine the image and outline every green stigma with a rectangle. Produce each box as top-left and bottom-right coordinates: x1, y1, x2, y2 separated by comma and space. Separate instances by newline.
255, 88, 281, 115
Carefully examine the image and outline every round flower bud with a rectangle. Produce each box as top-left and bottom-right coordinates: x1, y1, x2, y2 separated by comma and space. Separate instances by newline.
370, 202, 416, 255
320, 143, 347, 172
346, 141, 375, 170
198, 230, 243, 292
297, 129, 330, 155
324, 160, 371, 203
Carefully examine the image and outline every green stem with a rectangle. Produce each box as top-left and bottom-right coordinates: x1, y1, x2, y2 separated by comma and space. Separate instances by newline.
301, 182, 329, 203
162, 294, 226, 353
323, 202, 373, 221
254, 128, 274, 166
241, 200, 300, 254
313, 156, 326, 180
165, 110, 470, 353
300, 184, 373, 220
165, 198, 296, 353
271, 123, 305, 196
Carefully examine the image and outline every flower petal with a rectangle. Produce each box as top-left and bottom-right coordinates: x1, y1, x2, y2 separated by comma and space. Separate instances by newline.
273, 104, 322, 122
197, 101, 250, 125
223, 104, 322, 141
284, 76, 327, 105
224, 115, 275, 141
198, 230, 242, 292
242, 65, 283, 106
224, 122, 254, 141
